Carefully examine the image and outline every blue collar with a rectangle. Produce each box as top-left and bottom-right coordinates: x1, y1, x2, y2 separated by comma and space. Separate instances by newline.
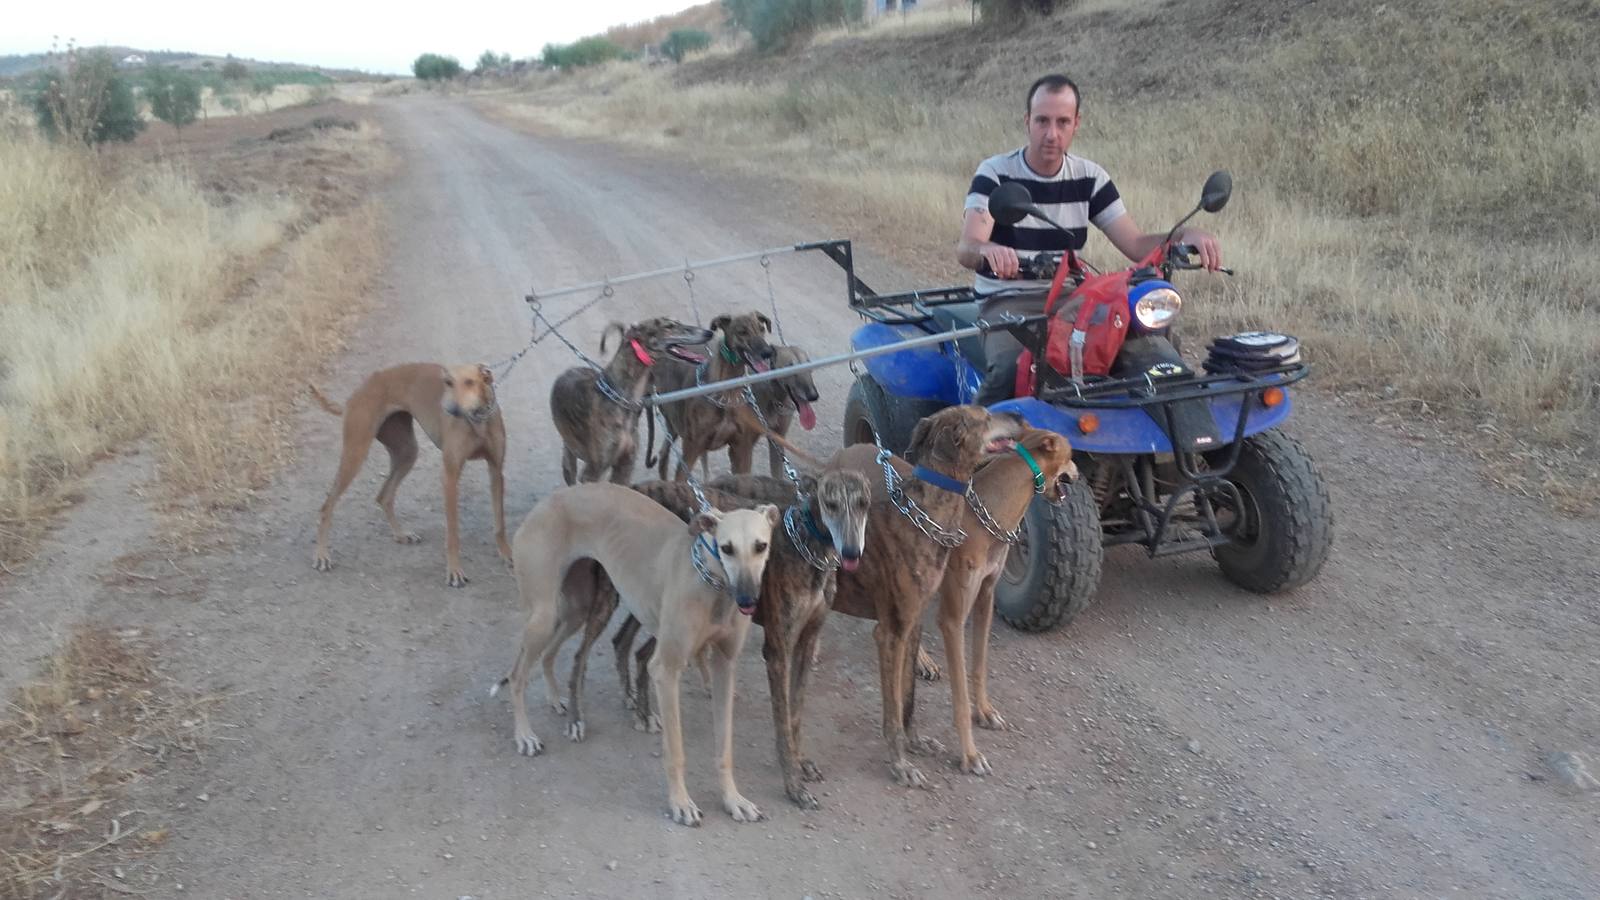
913, 465, 969, 495
801, 504, 830, 544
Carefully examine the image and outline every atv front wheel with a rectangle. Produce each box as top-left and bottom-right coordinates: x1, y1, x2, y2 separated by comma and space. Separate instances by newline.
1210, 430, 1333, 593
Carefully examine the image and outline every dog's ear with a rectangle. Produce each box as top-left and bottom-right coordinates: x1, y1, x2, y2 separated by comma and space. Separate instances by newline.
690, 509, 723, 536
905, 414, 936, 464
759, 504, 780, 529
709, 314, 730, 334
439, 365, 454, 386
477, 364, 494, 384
599, 322, 626, 354
756, 312, 772, 333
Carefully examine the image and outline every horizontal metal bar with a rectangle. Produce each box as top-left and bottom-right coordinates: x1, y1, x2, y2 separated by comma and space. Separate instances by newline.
527, 242, 827, 304
644, 323, 993, 407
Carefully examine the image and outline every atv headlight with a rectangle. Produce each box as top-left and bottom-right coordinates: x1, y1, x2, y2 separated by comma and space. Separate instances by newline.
1130, 281, 1182, 331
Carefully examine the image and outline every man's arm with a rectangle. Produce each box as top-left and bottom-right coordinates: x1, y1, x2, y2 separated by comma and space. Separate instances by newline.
1101, 215, 1223, 271
957, 207, 1020, 279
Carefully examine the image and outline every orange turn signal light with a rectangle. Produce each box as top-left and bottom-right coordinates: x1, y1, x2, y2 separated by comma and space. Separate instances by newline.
1262, 387, 1285, 408
1077, 413, 1100, 435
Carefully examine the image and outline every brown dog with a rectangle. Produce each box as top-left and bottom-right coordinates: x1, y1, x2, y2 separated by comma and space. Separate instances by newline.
727, 344, 821, 479
565, 470, 872, 810
936, 427, 1076, 776
825, 405, 1024, 788
550, 317, 714, 486
309, 362, 508, 587
651, 311, 776, 481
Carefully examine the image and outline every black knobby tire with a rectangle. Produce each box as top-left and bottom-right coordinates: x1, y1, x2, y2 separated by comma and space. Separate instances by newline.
841, 375, 942, 455
994, 475, 1104, 633
1211, 430, 1333, 593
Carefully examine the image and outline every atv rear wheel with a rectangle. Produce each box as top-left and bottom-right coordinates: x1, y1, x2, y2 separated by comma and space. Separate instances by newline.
841, 375, 941, 455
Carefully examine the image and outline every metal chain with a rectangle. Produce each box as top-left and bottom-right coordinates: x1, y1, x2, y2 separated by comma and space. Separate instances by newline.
694, 358, 733, 409
875, 446, 967, 547
648, 404, 713, 514
761, 255, 786, 344
964, 487, 1023, 544
530, 283, 615, 344
689, 534, 728, 592
783, 505, 838, 571
484, 316, 540, 383
683, 264, 702, 327
530, 298, 638, 412
739, 385, 806, 504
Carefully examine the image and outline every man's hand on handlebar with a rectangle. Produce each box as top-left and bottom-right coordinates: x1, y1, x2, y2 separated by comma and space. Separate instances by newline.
980, 243, 1021, 279
1176, 227, 1223, 272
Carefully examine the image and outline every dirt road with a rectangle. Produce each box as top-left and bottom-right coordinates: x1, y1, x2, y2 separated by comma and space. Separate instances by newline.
10, 96, 1598, 899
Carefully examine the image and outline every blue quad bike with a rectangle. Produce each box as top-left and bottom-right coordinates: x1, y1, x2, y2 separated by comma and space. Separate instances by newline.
821, 171, 1333, 632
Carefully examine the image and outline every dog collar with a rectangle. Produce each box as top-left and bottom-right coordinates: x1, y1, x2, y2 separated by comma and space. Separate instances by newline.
718, 339, 740, 366
801, 505, 830, 544
630, 338, 655, 367
912, 465, 969, 495
693, 534, 756, 615
1013, 444, 1046, 493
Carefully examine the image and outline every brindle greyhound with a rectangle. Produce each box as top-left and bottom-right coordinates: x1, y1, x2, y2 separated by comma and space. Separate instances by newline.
565, 470, 872, 810
825, 405, 1024, 788
550, 317, 714, 486
650, 311, 776, 481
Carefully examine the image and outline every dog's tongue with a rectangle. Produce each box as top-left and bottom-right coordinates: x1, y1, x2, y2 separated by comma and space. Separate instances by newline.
797, 401, 816, 431
750, 357, 771, 373
840, 557, 859, 572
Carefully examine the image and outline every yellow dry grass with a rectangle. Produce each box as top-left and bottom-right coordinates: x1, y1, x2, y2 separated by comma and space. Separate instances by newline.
491, 0, 1600, 509
0, 123, 390, 562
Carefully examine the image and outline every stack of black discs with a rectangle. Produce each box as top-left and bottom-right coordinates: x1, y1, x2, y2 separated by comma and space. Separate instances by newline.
1204, 331, 1301, 374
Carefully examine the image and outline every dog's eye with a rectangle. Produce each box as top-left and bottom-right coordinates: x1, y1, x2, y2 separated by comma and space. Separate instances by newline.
753, 541, 768, 554
721, 543, 735, 556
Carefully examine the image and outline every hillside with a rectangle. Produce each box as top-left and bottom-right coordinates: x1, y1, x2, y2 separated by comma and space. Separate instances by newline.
0, 47, 375, 82
497, 0, 1599, 508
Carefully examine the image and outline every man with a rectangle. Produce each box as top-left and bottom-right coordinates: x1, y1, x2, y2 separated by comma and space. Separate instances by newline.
956, 73, 1224, 404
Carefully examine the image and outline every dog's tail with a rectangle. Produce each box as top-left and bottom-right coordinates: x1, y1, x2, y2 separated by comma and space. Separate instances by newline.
729, 404, 826, 472
307, 384, 344, 416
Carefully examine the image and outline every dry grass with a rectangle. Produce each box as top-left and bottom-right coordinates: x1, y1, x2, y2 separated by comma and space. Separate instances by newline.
493, 0, 1600, 510
0, 110, 391, 564
1, 626, 221, 899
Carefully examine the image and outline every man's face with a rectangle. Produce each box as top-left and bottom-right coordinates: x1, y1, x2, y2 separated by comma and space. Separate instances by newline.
1024, 86, 1080, 173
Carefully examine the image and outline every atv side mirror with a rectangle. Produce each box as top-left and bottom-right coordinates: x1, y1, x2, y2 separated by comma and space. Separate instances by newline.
1200, 170, 1232, 213
988, 181, 1039, 226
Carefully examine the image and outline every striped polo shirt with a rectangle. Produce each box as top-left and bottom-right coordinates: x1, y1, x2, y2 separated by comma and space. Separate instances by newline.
965, 148, 1127, 295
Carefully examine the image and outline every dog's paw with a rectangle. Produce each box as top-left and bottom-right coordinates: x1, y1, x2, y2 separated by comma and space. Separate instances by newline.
566, 720, 585, 742
514, 729, 544, 757
668, 796, 703, 827
891, 760, 929, 789
634, 713, 662, 734
914, 650, 943, 682
962, 751, 993, 776
974, 707, 1008, 731
312, 553, 333, 572
800, 759, 825, 783
446, 568, 470, 588
548, 697, 568, 715
395, 531, 422, 545
724, 793, 764, 823
907, 734, 945, 757
788, 786, 821, 810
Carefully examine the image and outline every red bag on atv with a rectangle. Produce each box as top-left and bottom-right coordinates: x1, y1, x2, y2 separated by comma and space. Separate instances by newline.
1013, 253, 1132, 397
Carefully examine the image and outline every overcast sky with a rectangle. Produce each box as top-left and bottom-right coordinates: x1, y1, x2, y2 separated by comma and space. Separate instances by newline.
2, 0, 704, 75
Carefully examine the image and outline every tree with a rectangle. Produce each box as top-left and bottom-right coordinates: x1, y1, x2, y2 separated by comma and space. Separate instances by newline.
412, 53, 463, 81
30, 49, 145, 145
221, 58, 249, 80
146, 65, 202, 132
249, 74, 275, 111
661, 29, 712, 63
475, 50, 504, 75
540, 38, 625, 69
722, 0, 862, 52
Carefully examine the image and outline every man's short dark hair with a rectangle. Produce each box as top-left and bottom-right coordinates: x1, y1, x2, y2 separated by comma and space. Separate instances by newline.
1025, 74, 1081, 115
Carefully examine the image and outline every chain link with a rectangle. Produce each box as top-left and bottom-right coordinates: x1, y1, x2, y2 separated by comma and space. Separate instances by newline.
739, 385, 806, 505
876, 447, 967, 547
964, 487, 1024, 544
761, 255, 786, 345
783, 504, 838, 571
689, 534, 728, 592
